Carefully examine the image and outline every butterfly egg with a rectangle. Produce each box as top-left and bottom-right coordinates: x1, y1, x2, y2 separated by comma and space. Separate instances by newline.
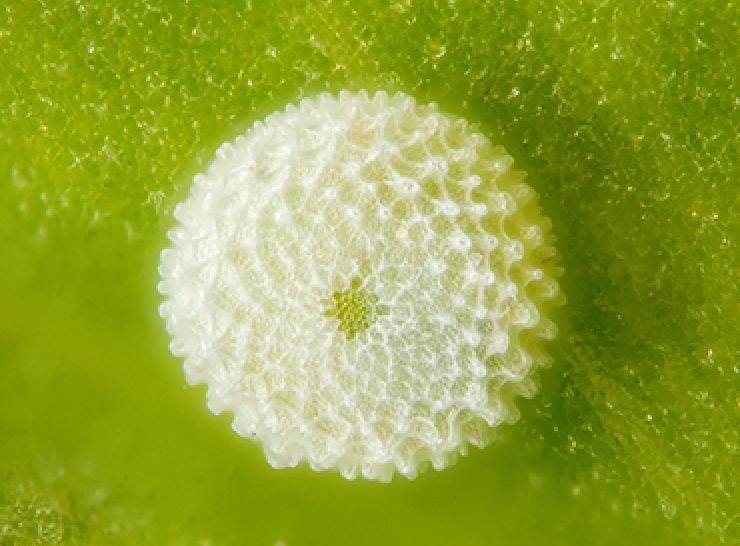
158, 90, 563, 482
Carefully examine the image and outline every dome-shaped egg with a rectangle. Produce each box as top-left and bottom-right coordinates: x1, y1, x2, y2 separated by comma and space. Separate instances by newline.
158, 90, 563, 481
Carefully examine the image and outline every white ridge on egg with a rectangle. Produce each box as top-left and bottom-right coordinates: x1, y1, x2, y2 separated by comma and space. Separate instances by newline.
158, 90, 563, 481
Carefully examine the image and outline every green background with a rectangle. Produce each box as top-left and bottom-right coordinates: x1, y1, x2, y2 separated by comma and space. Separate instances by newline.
1, 0, 737, 544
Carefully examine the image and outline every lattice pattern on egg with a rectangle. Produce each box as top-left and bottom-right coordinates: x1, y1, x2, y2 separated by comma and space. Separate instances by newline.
158, 90, 562, 481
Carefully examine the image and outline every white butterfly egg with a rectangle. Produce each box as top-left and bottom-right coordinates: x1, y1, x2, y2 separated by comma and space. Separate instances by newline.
159, 90, 563, 482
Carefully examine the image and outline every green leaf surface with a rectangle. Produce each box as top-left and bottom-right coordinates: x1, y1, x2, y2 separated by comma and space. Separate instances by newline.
1, 1, 737, 544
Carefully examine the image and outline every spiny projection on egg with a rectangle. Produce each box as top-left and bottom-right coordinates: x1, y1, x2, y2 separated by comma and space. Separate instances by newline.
158, 90, 563, 481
